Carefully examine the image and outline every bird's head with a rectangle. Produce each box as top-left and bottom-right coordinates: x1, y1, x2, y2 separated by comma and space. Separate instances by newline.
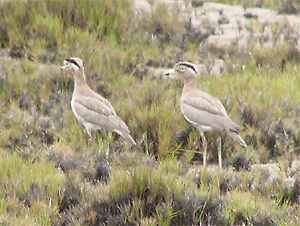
165, 62, 197, 81
60, 57, 84, 74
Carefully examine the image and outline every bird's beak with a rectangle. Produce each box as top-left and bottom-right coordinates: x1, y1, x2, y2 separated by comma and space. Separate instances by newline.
165, 69, 174, 77
60, 61, 68, 71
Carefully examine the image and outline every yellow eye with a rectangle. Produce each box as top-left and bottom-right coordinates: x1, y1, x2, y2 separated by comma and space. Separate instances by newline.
180, 67, 186, 72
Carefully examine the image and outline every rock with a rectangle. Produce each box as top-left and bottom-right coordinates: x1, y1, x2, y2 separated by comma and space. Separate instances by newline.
283, 177, 295, 189
291, 160, 300, 172
36, 116, 53, 130
211, 59, 227, 75
251, 163, 281, 181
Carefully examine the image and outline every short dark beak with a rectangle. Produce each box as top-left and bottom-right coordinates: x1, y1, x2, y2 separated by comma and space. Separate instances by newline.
165, 69, 174, 77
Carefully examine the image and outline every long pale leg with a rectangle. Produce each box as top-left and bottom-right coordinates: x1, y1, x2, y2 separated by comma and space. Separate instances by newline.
86, 130, 94, 146
200, 132, 207, 167
103, 130, 110, 157
96, 130, 110, 157
217, 136, 222, 169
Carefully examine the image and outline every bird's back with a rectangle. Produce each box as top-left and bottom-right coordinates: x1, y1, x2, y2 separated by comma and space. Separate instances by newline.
180, 89, 242, 133
72, 83, 136, 144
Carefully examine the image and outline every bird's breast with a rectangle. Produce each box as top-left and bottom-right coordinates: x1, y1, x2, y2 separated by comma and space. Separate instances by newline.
71, 98, 83, 122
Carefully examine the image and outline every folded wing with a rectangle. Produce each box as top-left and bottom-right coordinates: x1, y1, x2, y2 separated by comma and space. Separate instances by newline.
72, 95, 135, 145
180, 92, 242, 133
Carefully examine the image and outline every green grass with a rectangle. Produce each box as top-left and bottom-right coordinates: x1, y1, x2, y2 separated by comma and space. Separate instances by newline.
0, 150, 64, 225
1, 0, 300, 225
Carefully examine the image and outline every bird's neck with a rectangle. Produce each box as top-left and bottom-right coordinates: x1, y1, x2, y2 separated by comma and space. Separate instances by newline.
183, 77, 197, 92
73, 71, 88, 91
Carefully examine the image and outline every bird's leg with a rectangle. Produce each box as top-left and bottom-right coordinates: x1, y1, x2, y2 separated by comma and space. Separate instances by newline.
102, 130, 110, 157
200, 132, 207, 167
105, 143, 110, 157
95, 130, 110, 156
87, 130, 92, 145
217, 136, 222, 169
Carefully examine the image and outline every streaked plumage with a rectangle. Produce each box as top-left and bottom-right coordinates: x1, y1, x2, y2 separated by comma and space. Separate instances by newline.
165, 62, 246, 168
60, 57, 136, 146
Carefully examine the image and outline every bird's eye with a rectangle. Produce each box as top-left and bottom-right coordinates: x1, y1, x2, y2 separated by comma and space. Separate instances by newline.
65, 62, 69, 66
180, 67, 186, 72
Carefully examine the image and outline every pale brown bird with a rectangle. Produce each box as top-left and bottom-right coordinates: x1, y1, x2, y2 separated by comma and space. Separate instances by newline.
165, 62, 246, 168
60, 57, 136, 146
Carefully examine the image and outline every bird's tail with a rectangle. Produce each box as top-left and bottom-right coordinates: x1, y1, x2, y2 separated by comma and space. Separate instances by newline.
228, 132, 247, 147
113, 128, 136, 145
110, 116, 136, 145
123, 133, 136, 146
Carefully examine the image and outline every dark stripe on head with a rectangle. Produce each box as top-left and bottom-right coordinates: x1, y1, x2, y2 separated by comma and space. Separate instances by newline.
178, 62, 197, 74
66, 58, 80, 69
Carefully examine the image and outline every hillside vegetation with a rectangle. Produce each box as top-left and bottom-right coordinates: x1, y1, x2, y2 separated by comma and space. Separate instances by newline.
1, 0, 300, 225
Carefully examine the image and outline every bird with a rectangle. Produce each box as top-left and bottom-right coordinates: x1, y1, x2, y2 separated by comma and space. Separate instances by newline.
60, 57, 136, 149
165, 62, 246, 168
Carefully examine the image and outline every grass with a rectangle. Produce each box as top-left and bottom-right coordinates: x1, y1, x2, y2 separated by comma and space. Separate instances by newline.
1, 0, 300, 225
0, 151, 63, 225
